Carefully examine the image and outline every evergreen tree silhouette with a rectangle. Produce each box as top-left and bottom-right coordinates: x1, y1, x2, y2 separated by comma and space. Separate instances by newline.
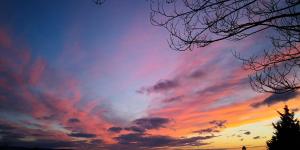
267, 105, 300, 150
242, 146, 246, 150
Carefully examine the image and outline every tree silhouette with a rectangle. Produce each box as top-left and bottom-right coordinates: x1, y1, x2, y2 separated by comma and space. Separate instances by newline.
267, 105, 300, 150
150, 0, 300, 94
242, 145, 246, 150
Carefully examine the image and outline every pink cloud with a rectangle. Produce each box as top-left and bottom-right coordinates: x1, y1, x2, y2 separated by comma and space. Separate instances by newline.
0, 30, 117, 144
0, 27, 12, 48
29, 58, 46, 85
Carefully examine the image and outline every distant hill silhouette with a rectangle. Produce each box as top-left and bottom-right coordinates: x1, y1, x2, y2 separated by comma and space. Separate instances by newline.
0, 146, 72, 150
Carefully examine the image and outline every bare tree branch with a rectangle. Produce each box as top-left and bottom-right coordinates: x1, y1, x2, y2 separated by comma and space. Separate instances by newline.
151, 0, 300, 93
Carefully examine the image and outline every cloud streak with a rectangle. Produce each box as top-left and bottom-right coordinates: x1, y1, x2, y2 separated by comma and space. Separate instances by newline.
138, 79, 179, 94
251, 91, 299, 108
68, 132, 97, 138
114, 133, 214, 149
133, 117, 170, 130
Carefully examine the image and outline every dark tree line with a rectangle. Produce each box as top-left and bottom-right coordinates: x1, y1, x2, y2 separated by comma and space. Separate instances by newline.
150, 0, 300, 94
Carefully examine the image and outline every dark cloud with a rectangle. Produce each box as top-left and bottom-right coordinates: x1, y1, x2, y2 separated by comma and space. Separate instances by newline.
0, 123, 27, 141
122, 117, 170, 134
38, 114, 57, 121
138, 79, 179, 94
0, 122, 103, 149
229, 130, 252, 139
239, 130, 251, 135
68, 118, 80, 123
291, 108, 299, 112
209, 120, 227, 128
0, 122, 80, 149
68, 132, 97, 138
194, 120, 227, 135
172, 135, 213, 147
124, 126, 145, 133
133, 117, 170, 130
162, 95, 184, 103
152, 80, 179, 91
251, 91, 299, 108
0, 130, 26, 140
253, 136, 260, 139
114, 133, 213, 148
0, 123, 15, 131
193, 128, 220, 134
244, 131, 251, 135
189, 69, 205, 79
115, 133, 173, 147
90, 139, 103, 144
108, 127, 123, 133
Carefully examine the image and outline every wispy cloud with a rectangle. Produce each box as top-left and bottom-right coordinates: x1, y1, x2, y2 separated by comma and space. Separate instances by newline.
251, 91, 299, 108
138, 79, 180, 94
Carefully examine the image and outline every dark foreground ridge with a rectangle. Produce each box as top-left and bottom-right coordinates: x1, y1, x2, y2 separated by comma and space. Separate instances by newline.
0, 146, 72, 150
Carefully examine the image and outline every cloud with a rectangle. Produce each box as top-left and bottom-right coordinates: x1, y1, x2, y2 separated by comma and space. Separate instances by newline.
173, 136, 213, 147
108, 127, 123, 133
0, 122, 104, 149
0, 121, 79, 149
121, 117, 170, 134
114, 133, 213, 148
243, 131, 251, 135
115, 133, 173, 146
194, 120, 227, 134
68, 118, 80, 123
28, 58, 46, 85
0, 123, 26, 140
68, 132, 97, 138
230, 130, 251, 138
209, 120, 227, 128
0, 31, 114, 146
133, 117, 170, 130
0, 28, 12, 48
0, 123, 15, 131
251, 91, 299, 108
124, 126, 145, 133
198, 78, 249, 95
194, 128, 220, 134
291, 108, 299, 112
189, 69, 205, 79
253, 136, 260, 139
138, 79, 179, 94
162, 95, 184, 103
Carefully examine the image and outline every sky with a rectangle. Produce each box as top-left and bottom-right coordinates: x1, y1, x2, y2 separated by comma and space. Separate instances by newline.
0, 0, 299, 150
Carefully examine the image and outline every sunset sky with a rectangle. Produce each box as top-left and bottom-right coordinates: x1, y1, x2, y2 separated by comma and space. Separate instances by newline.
0, 0, 299, 150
